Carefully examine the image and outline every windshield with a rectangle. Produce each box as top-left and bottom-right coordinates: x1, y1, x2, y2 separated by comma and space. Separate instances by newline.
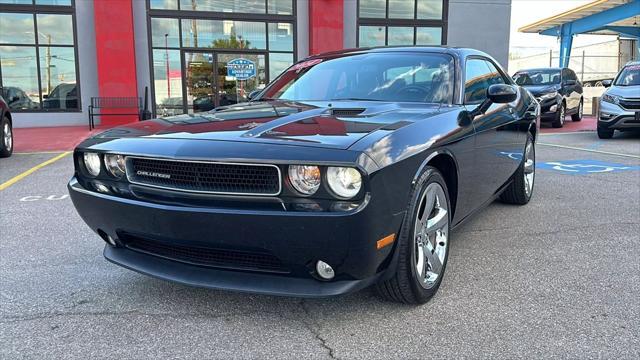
614, 64, 640, 86
261, 53, 455, 104
513, 70, 561, 86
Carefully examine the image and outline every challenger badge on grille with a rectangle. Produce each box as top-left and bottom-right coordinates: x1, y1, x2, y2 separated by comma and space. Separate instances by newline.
136, 170, 171, 179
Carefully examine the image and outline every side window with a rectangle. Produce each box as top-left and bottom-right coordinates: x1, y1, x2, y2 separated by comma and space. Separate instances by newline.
561, 68, 570, 82
485, 61, 506, 86
464, 59, 492, 104
568, 69, 578, 82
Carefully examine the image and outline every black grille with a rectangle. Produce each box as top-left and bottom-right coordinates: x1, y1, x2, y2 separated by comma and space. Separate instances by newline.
127, 157, 281, 195
619, 99, 640, 110
331, 108, 365, 117
123, 235, 288, 273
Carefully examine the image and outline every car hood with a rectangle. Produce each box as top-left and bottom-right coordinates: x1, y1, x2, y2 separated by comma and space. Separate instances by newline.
92, 100, 447, 150
605, 85, 640, 98
521, 84, 560, 96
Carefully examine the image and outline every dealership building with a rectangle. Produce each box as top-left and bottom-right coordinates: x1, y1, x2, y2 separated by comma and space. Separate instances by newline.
0, 0, 512, 128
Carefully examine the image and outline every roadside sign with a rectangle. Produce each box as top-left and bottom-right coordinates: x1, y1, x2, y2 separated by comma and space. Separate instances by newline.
538, 160, 639, 174
227, 58, 256, 80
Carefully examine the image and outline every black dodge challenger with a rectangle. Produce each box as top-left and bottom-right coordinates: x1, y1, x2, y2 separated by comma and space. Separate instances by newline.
69, 47, 539, 304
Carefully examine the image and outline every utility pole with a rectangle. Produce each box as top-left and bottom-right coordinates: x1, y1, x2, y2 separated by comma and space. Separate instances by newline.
46, 34, 52, 95
165, 33, 170, 98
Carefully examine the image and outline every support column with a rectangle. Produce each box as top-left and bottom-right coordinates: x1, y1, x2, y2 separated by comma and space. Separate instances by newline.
558, 24, 573, 68
93, 0, 139, 126
308, 0, 344, 55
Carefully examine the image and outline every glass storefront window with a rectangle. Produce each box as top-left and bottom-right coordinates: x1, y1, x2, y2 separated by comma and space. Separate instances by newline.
416, 27, 442, 45
35, 0, 71, 5
151, 18, 180, 48
39, 46, 77, 109
387, 27, 413, 46
153, 49, 183, 116
359, 26, 385, 48
0, 46, 40, 109
0, 8, 79, 111
181, 19, 266, 50
0, 0, 32, 4
0, 13, 35, 44
268, 52, 292, 81
359, 0, 385, 18
417, 0, 443, 19
267, 0, 292, 15
36, 14, 74, 45
268, 23, 293, 52
388, 0, 414, 19
150, 0, 178, 10
179, 0, 265, 13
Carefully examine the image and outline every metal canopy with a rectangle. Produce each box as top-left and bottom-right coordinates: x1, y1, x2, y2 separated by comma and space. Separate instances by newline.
519, 0, 640, 67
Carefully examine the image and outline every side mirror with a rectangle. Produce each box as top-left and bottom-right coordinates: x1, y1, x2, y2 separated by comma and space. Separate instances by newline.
601, 79, 612, 88
42, 94, 49, 99
487, 84, 517, 104
247, 89, 262, 101
11, 96, 19, 103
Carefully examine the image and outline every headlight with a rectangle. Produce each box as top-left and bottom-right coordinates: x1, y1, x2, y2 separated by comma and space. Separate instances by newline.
327, 167, 362, 199
601, 93, 619, 105
83, 152, 101, 176
104, 154, 126, 178
539, 92, 557, 100
288, 165, 321, 195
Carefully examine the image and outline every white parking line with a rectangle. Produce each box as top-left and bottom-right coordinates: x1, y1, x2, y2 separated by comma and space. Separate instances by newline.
538, 143, 640, 159
539, 131, 595, 136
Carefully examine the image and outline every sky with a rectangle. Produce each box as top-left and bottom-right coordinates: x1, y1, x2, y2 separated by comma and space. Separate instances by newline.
509, 0, 618, 57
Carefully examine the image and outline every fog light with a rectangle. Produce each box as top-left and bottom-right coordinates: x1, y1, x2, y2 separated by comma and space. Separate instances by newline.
549, 104, 557, 112
316, 260, 335, 280
94, 183, 110, 194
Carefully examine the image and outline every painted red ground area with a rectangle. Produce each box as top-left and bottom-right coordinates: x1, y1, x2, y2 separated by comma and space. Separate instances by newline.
540, 115, 596, 134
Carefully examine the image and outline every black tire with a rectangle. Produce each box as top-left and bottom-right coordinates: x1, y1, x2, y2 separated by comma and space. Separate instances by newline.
376, 166, 451, 304
551, 102, 565, 128
597, 126, 614, 139
571, 99, 583, 122
0, 115, 13, 158
500, 134, 535, 205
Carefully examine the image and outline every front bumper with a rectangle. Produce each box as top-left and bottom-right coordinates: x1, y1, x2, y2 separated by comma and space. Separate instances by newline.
535, 96, 560, 120
598, 101, 640, 130
68, 178, 404, 297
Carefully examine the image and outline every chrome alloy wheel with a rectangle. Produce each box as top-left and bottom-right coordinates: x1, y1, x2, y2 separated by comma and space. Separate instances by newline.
523, 141, 535, 197
3, 122, 11, 152
578, 101, 583, 119
414, 182, 449, 289
559, 104, 565, 126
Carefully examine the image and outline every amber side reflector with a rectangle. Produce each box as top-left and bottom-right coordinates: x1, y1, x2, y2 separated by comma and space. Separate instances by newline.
376, 234, 396, 250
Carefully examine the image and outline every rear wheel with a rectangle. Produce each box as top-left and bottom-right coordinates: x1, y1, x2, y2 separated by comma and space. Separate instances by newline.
500, 134, 535, 205
0, 115, 12, 158
376, 167, 450, 304
597, 126, 614, 139
551, 102, 565, 128
571, 99, 583, 121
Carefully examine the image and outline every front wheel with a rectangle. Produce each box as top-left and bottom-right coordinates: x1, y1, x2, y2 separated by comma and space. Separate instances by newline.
500, 134, 535, 205
571, 99, 583, 121
551, 102, 565, 128
376, 167, 450, 304
597, 126, 614, 139
0, 115, 13, 158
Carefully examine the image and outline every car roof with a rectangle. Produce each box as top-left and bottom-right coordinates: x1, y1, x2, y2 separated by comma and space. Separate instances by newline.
515, 67, 563, 72
624, 61, 640, 67
307, 46, 493, 60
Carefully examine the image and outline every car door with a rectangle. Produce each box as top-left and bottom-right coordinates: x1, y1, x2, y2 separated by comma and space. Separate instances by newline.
562, 68, 580, 111
464, 58, 522, 209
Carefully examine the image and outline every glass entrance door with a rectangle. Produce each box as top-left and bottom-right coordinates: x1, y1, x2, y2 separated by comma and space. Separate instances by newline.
184, 51, 215, 114
216, 53, 266, 106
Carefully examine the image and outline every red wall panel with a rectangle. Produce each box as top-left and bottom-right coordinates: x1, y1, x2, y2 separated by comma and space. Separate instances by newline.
309, 0, 344, 55
93, 0, 139, 126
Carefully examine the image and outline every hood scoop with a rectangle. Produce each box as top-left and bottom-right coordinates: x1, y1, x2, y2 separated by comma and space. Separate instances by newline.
330, 108, 366, 117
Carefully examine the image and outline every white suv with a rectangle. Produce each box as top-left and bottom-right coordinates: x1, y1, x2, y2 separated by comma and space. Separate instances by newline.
598, 62, 640, 139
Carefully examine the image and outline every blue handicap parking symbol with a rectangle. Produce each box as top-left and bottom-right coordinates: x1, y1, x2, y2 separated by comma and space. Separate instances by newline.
537, 159, 639, 174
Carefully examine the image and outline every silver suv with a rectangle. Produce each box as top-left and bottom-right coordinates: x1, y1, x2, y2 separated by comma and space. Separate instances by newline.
598, 61, 640, 139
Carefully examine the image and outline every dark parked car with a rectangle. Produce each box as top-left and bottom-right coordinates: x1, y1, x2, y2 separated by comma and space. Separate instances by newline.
1, 86, 39, 110
597, 61, 640, 139
42, 83, 78, 110
69, 47, 539, 304
513, 67, 583, 128
0, 94, 13, 158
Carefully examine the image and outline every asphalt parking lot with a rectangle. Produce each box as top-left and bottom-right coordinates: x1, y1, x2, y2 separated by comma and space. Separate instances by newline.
1, 131, 639, 359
